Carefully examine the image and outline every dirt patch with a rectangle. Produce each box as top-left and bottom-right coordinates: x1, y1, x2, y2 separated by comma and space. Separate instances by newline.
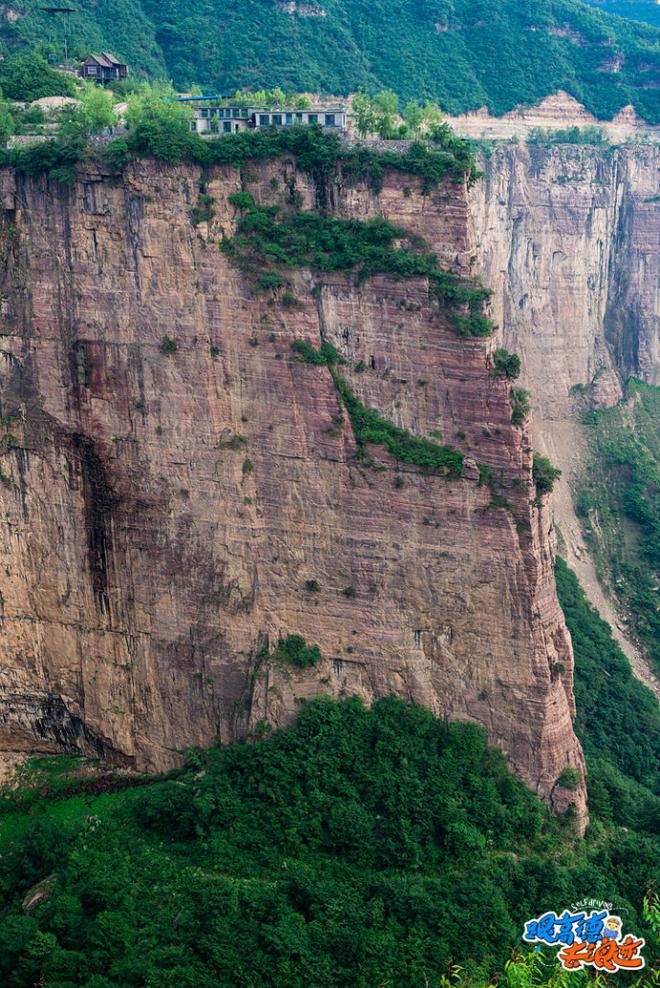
0, 751, 28, 785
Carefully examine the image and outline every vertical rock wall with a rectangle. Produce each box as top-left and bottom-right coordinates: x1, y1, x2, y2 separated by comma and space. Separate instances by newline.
470, 143, 659, 689
471, 143, 659, 417
0, 155, 587, 823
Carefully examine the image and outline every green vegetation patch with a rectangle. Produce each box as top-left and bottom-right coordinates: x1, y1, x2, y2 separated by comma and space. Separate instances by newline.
576, 379, 659, 674
340, 132, 481, 190
0, 53, 77, 102
510, 387, 530, 427
274, 634, 323, 669
582, 0, 660, 29
288, 337, 464, 477
292, 340, 346, 366
118, 114, 479, 186
556, 557, 659, 830
0, 695, 657, 986
333, 373, 463, 477
527, 125, 609, 146
223, 193, 494, 338
1, 104, 480, 209
556, 766, 581, 790
492, 347, 521, 380
532, 453, 561, 496
160, 334, 177, 354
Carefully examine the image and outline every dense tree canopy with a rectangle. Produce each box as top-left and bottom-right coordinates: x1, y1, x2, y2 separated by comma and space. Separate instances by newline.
0, 0, 658, 121
555, 556, 660, 831
0, 687, 657, 986
0, 52, 77, 101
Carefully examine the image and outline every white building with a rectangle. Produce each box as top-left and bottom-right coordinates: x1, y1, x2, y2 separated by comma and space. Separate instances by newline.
187, 102, 349, 135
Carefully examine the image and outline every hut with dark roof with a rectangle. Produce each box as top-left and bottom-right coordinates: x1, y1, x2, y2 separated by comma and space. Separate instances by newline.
80, 53, 128, 82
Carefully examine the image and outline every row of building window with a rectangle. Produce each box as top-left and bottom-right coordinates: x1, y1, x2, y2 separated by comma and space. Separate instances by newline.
199, 108, 249, 118
196, 108, 338, 127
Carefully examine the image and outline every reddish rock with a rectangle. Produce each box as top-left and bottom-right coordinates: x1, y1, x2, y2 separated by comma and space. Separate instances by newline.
0, 155, 587, 828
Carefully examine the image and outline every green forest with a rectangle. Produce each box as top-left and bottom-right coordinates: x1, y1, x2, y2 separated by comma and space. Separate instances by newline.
0, 558, 657, 987
555, 557, 659, 831
0, 0, 658, 122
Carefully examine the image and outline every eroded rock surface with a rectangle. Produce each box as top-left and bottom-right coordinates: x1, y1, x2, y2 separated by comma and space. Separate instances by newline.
472, 143, 659, 415
0, 155, 587, 823
470, 143, 658, 687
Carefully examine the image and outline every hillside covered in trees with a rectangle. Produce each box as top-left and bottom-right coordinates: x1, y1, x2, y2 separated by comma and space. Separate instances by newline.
0, 559, 658, 986
1, 0, 658, 122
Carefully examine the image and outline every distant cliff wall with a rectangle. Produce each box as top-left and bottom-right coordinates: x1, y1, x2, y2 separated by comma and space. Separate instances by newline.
472, 143, 659, 413
471, 142, 659, 692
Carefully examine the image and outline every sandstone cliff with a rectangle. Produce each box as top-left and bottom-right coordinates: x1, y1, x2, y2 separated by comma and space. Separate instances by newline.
472, 143, 659, 410
470, 142, 659, 693
0, 153, 587, 821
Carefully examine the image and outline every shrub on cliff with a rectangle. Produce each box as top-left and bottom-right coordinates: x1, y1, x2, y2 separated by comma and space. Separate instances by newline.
5, 136, 87, 184
4, 103, 479, 197
492, 348, 521, 380
532, 454, 561, 496
291, 340, 345, 366
111, 104, 479, 186
222, 194, 494, 338
160, 335, 177, 354
556, 766, 581, 789
274, 634, 323, 668
510, 387, 530, 427
333, 374, 464, 477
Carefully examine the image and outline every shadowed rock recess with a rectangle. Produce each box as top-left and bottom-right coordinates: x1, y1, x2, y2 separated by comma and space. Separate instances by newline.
0, 153, 587, 826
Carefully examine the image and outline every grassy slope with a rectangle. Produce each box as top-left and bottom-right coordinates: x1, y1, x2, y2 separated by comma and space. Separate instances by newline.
576, 380, 660, 677
1, 0, 658, 122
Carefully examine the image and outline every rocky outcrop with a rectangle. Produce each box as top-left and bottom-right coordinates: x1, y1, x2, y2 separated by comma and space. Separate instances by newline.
0, 154, 587, 824
446, 91, 660, 143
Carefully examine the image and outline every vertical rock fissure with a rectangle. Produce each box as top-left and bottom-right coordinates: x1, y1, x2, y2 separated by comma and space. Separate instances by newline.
72, 433, 116, 621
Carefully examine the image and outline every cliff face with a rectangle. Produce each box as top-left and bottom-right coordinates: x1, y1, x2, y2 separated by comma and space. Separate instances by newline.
471, 143, 659, 417
0, 155, 586, 821
470, 143, 659, 691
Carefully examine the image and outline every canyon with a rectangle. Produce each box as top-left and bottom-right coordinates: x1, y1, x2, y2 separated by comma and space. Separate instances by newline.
0, 137, 656, 824
471, 141, 659, 695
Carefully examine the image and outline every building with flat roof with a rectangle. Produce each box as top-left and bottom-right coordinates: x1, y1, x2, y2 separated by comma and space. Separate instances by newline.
186, 101, 348, 135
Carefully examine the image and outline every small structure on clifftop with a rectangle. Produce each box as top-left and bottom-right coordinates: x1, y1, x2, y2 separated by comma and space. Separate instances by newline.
80, 53, 129, 83
181, 96, 348, 136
